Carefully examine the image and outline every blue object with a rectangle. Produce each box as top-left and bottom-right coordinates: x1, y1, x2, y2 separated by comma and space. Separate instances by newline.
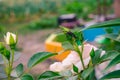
82, 26, 120, 42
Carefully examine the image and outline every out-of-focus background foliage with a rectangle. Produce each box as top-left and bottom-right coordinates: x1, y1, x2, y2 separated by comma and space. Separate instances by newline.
0, 0, 113, 35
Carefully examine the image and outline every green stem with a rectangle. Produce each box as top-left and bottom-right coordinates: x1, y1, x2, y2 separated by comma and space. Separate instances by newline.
78, 73, 81, 80
74, 42, 85, 69
78, 50, 85, 69
7, 60, 11, 80
8, 73, 11, 80
10, 49, 14, 69
8, 76, 10, 80
7, 49, 15, 80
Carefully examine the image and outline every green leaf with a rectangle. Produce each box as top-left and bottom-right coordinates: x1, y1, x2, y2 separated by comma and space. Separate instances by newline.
86, 69, 97, 80
84, 19, 120, 30
73, 31, 84, 45
100, 51, 120, 63
3, 49, 10, 60
105, 34, 120, 43
62, 41, 74, 50
90, 48, 95, 58
38, 71, 61, 80
93, 49, 102, 64
0, 52, 21, 65
11, 63, 24, 77
95, 35, 111, 44
105, 27, 113, 34
81, 67, 94, 79
100, 70, 120, 80
28, 52, 56, 68
105, 54, 120, 70
90, 49, 102, 65
60, 26, 70, 33
73, 64, 79, 73
19, 74, 33, 80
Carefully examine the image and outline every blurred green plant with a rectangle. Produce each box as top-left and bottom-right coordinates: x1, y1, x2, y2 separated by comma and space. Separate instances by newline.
58, 0, 94, 20
19, 17, 57, 34
0, 0, 113, 23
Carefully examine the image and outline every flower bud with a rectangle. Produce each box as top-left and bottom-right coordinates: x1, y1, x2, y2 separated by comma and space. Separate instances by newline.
4, 32, 17, 46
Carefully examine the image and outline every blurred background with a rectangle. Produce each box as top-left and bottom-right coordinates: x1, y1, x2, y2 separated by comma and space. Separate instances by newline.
0, 0, 119, 77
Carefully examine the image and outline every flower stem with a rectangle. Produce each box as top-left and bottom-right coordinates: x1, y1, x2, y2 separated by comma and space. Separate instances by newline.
74, 42, 85, 69
7, 59, 11, 80
77, 49, 85, 69
8, 73, 11, 80
7, 49, 15, 80
10, 49, 14, 69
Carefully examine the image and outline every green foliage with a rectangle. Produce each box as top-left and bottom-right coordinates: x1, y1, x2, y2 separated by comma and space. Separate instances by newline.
0, 0, 113, 24
83, 19, 120, 52
90, 48, 95, 58
73, 64, 79, 73
0, 26, 5, 32
81, 67, 94, 80
62, 41, 74, 50
100, 70, 120, 80
27, 52, 56, 68
2, 49, 11, 60
90, 49, 102, 65
0, 25, 6, 38
53, 33, 67, 42
38, 71, 61, 80
105, 27, 114, 34
105, 54, 120, 70
12, 63, 24, 77
100, 51, 120, 63
58, 0, 96, 19
83, 19, 120, 30
19, 74, 34, 80
22, 17, 57, 31
105, 34, 120, 43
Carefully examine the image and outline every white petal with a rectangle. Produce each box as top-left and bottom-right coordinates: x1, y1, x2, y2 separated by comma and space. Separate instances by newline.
5, 32, 11, 44
62, 52, 80, 69
84, 57, 90, 66
50, 62, 65, 72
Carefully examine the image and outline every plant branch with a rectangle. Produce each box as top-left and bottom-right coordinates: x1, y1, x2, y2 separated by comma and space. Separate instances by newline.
74, 41, 85, 69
